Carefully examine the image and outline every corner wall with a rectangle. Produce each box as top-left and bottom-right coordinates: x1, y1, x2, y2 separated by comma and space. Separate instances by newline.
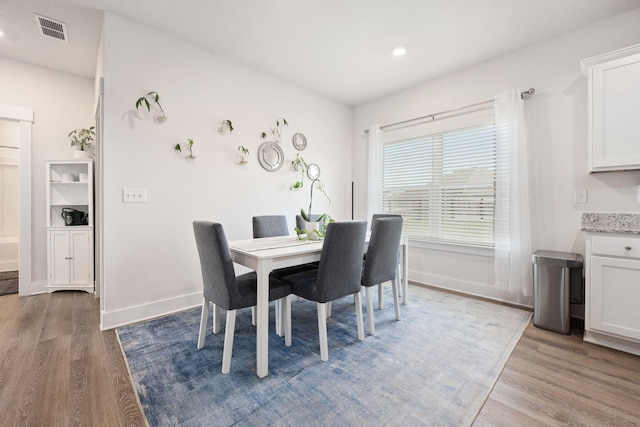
352, 8, 640, 306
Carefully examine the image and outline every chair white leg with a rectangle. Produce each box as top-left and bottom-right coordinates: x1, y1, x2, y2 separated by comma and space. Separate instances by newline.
283, 296, 292, 347
365, 286, 375, 335
317, 303, 329, 361
392, 277, 401, 321
221, 310, 237, 374
378, 282, 384, 310
354, 291, 365, 341
197, 297, 209, 349
213, 303, 221, 334
251, 306, 256, 326
327, 301, 332, 318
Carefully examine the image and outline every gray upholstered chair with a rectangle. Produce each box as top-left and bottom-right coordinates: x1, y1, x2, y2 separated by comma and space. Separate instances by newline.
361, 216, 403, 335
370, 213, 403, 308
271, 220, 367, 361
252, 215, 290, 238
193, 221, 292, 374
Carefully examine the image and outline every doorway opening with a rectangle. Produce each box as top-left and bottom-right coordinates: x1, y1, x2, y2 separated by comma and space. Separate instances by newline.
0, 120, 20, 295
0, 106, 33, 296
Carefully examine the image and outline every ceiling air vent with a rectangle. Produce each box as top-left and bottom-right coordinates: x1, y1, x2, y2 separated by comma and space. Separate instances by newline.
35, 14, 68, 42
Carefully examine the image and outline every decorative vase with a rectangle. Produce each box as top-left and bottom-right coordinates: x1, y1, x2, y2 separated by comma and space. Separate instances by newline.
153, 114, 168, 124
305, 221, 320, 240
73, 150, 91, 159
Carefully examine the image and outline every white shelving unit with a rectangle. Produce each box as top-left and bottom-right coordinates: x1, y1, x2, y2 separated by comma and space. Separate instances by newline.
45, 160, 94, 293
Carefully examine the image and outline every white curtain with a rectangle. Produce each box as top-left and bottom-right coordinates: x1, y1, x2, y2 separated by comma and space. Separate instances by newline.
494, 89, 533, 297
366, 124, 383, 222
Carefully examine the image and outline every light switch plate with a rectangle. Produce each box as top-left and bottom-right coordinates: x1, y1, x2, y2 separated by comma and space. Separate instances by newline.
123, 188, 147, 203
574, 189, 587, 204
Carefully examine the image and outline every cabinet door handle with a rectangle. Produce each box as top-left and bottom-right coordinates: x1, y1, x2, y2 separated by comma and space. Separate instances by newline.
624, 246, 632, 251
65, 257, 73, 260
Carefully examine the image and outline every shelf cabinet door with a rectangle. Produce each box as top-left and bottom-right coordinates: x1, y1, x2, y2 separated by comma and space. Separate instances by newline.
48, 229, 93, 289
589, 255, 640, 340
49, 230, 71, 285
589, 52, 640, 171
70, 230, 92, 285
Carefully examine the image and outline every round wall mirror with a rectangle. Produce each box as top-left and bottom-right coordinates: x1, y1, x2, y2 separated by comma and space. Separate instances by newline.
257, 141, 284, 172
307, 163, 320, 180
292, 133, 307, 151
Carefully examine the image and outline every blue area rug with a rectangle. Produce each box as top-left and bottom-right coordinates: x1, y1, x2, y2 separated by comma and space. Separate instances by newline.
117, 285, 531, 426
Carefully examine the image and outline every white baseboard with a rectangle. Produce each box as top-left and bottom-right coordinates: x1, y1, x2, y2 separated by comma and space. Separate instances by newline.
584, 329, 640, 356
0, 261, 19, 272
22, 279, 47, 296
101, 291, 202, 331
410, 270, 533, 309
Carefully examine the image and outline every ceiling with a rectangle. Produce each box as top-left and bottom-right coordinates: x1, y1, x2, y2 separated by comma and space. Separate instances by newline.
1, 0, 640, 106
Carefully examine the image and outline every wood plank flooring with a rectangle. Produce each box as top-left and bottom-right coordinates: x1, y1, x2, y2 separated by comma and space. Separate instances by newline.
2, 290, 639, 426
474, 318, 640, 426
0, 291, 145, 426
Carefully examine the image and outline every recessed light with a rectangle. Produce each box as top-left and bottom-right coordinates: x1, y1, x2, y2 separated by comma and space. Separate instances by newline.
392, 46, 406, 57
0, 30, 4, 37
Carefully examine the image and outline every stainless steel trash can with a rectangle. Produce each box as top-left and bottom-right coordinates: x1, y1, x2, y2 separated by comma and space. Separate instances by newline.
532, 250, 583, 334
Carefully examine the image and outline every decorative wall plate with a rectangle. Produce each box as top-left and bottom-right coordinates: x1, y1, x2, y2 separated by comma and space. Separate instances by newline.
258, 141, 284, 172
292, 133, 307, 151
307, 163, 320, 180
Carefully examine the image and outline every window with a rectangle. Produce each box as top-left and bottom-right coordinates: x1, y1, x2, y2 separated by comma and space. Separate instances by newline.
381, 121, 496, 247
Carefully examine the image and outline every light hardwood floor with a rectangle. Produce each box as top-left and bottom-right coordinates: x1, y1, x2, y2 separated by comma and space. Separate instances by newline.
475, 318, 640, 426
2, 291, 639, 426
0, 291, 145, 426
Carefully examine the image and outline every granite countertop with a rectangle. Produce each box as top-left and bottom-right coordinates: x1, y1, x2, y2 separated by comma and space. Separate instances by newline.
581, 213, 640, 234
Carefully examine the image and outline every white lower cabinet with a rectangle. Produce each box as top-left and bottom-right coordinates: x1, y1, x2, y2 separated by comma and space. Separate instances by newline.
47, 228, 94, 293
585, 233, 640, 355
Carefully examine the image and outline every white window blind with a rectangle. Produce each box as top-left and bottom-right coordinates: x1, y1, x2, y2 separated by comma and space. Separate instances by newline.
382, 118, 496, 247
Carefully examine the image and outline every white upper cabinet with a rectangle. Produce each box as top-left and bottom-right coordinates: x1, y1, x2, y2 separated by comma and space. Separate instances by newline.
582, 44, 640, 172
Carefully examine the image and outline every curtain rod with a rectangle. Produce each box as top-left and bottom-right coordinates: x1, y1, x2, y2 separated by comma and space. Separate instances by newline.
364, 88, 535, 134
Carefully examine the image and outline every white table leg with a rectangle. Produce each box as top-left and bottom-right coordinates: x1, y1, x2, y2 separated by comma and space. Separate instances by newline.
256, 261, 271, 378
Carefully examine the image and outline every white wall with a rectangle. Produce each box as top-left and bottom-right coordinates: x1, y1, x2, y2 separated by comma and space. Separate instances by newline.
352, 8, 640, 306
0, 58, 95, 292
100, 13, 352, 329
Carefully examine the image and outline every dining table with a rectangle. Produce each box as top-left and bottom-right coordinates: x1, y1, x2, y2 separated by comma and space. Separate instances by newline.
228, 234, 409, 378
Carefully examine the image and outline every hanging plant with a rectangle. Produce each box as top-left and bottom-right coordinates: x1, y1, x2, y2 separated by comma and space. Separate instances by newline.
218, 119, 234, 135
261, 117, 288, 142
135, 91, 167, 122
237, 145, 249, 164
175, 139, 196, 159
289, 153, 307, 190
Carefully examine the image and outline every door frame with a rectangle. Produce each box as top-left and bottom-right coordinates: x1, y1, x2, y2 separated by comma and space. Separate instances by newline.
0, 105, 34, 296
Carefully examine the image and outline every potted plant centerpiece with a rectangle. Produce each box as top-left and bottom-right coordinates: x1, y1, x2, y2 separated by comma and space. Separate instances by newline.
292, 162, 332, 240
68, 126, 95, 158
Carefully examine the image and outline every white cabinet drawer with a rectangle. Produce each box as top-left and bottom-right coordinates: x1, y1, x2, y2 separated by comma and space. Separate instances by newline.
591, 235, 640, 259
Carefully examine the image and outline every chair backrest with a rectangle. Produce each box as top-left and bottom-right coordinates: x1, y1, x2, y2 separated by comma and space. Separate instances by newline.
371, 213, 402, 230
253, 215, 289, 238
362, 216, 403, 287
193, 221, 241, 309
295, 214, 323, 230
315, 220, 367, 302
